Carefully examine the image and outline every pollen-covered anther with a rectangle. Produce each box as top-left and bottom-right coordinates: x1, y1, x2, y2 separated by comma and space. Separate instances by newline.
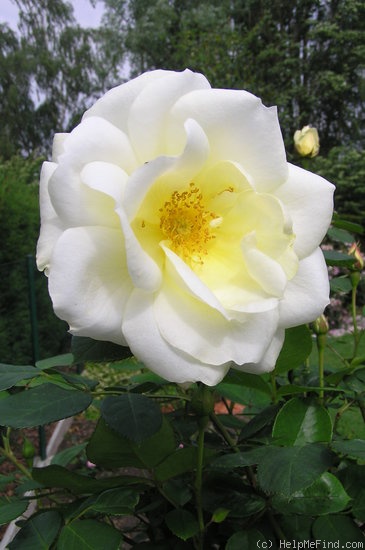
159, 182, 219, 264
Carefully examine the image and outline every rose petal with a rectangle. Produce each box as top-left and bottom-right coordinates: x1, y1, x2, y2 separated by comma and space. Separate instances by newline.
116, 206, 162, 291
275, 163, 335, 258
123, 289, 230, 385
279, 247, 330, 327
62, 116, 137, 173
83, 69, 186, 133
128, 69, 210, 162
80, 161, 128, 228
169, 88, 288, 191
154, 275, 280, 366
49, 226, 132, 345
236, 328, 285, 373
241, 232, 288, 297
125, 117, 210, 221
36, 161, 64, 273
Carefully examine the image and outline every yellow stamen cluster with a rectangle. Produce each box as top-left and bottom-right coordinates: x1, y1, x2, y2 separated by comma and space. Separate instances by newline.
159, 182, 219, 264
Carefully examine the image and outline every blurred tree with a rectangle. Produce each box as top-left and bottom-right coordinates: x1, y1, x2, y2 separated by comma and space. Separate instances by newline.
0, 0, 126, 158
0, 24, 38, 158
105, 0, 364, 153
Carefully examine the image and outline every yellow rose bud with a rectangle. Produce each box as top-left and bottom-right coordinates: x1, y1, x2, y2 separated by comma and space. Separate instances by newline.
294, 125, 320, 158
311, 314, 329, 336
349, 242, 364, 270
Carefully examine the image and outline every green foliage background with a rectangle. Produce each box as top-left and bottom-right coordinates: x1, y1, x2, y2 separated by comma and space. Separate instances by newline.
0, 157, 68, 364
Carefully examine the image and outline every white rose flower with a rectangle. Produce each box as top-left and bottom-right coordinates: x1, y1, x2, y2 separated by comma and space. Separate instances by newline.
37, 69, 334, 385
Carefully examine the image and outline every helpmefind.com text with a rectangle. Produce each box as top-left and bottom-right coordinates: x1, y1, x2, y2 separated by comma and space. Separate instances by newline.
256, 541, 364, 549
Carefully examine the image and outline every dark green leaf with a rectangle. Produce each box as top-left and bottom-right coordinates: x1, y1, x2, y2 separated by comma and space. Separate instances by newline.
0, 384, 92, 427
338, 464, 365, 499
239, 405, 279, 441
219, 370, 271, 396
279, 515, 313, 542
86, 418, 145, 469
323, 250, 356, 267
327, 226, 354, 243
226, 530, 267, 550
202, 474, 265, 518
272, 472, 350, 515
51, 443, 87, 467
8, 510, 62, 550
331, 216, 363, 235
79, 488, 139, 516
0, 364, 40, 391
100, 393, 162, 444
0, 496, 28, 525
35, 354, 73, 370
165, 509, 199, 541
312, 515, 365, 543
352, 488, 365, 521
162, 479, 192, 507
155, 447, 216, 482
131, 416, 176, 468
275, 325, 312, 373
71, 336, 131, 363
257, 444, 333, 496
330, 276, 353, 293
332, 439, 365, 459
57, 519, 122, 550
32, 465, 147, 495
211, 447, 268, 469
272, 398, 332, 445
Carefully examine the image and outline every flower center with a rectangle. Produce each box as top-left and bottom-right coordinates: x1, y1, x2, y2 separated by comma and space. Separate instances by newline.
159, 182, 220, 264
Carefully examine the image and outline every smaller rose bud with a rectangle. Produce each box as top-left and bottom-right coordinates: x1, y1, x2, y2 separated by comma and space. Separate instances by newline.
22, 437, 35, 466
190, 384, 215, 419
294, 125, 320, 157
349, 242, 364, 271
311, 314, 329, 336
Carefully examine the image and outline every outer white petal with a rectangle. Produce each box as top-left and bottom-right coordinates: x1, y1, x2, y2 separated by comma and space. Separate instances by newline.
236, 328, 285, 374
61, 116, 137, 174
36, 161, 64, 273
52, 133, 68, 162
47, 118, 138, 230
279, 247, 330, 328
49, 226, 132, 345
123, 289, 230, 385
168, 88, 288, 191
275, 163, 335, 258
128, 69, 211, 162
154, 276, 280, 366
83, 70, 194, 133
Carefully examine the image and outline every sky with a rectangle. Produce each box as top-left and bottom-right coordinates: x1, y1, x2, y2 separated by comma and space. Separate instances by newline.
0, 0, 104, 30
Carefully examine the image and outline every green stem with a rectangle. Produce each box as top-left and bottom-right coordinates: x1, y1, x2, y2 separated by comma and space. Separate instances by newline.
316, 334, 326, 405
333, 399, 354, 432
195, 418, 206, 550
1, 430, 32, 479
210, 412, 256, 487
270, 372, 277, 403
351, 281, 360, 358
209, 412, 239, 451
